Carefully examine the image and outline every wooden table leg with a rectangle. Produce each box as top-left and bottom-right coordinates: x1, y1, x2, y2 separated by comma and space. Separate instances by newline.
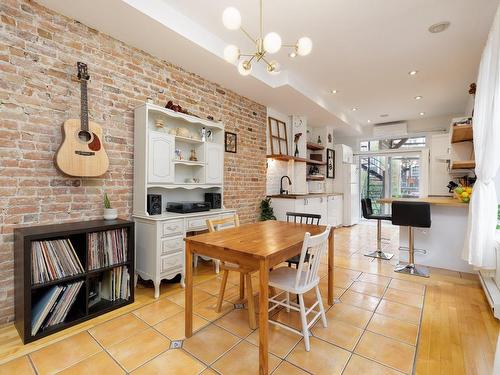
185, 241, 193, 338
259, 259, 269, 375
328, 227, 335, 305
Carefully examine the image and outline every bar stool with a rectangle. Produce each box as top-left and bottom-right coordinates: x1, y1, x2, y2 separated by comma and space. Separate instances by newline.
361, 198, 393, 260
391, 201, 431, 278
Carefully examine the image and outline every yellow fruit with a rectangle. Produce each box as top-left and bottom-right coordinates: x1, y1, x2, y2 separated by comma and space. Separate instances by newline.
466, 187, 473, 194
461, 191, 469, 198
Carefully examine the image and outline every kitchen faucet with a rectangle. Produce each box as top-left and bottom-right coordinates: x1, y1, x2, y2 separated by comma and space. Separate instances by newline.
280, 175, 292, 195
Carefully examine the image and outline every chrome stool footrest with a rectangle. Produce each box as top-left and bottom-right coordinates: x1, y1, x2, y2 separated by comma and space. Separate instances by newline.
364, 250, 394, 260
394, 263, 429, 278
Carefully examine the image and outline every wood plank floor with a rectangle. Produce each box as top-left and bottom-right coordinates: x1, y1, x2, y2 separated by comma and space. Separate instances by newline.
0, 221, 497, 374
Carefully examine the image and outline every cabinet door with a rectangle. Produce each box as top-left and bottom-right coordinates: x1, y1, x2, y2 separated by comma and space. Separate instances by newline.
335, 196, 343, 226
327, 196, 337, 226
148, 131, 174, 184
205, 143, 223, 184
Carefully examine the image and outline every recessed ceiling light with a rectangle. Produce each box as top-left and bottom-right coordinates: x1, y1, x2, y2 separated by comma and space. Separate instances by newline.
328, 89, 338, 94
380, 114, 389, 118
420, 112, 425, 116
414, 95, 423, 100
367, 120, 371, 123
408, 70, 418, 76
429, 21, 450, 34
351, 107, 358, 111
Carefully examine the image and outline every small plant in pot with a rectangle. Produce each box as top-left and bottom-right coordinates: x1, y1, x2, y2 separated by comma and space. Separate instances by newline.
103, 193, 118, 220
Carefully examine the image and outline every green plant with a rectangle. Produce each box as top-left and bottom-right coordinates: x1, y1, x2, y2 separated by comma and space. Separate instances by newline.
104, 193, 112, 209
259, 197, 276, 221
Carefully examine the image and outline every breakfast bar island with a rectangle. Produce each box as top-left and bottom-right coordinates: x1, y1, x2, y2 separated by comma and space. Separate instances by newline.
378, 197, 472, 272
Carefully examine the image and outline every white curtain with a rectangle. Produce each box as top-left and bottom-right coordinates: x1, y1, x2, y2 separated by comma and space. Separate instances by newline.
463, 4, 500, 269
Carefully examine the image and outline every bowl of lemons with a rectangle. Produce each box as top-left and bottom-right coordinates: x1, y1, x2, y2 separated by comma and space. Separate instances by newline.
454, 186, 473, 203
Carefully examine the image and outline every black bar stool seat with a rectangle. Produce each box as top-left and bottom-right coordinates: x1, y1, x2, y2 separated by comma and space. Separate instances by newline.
361, 198, 393, 260
392, 201, 431, 277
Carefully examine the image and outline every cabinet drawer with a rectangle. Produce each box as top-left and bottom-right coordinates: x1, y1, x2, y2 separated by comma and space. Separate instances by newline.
162, 220, 184, 237
186, 215, 219, 231
161, 236, 184, 255
160, 252, 183, 274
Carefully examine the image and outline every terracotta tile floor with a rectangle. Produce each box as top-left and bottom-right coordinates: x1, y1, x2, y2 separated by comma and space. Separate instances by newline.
0, 221, 497, 374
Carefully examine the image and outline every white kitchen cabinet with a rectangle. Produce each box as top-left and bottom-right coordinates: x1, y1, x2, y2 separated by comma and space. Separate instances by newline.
148, 131, 174, 184
430, 133, 452, 196
327, 195, 343, 227
205, 142, 223, 184
303, 197, 328, 225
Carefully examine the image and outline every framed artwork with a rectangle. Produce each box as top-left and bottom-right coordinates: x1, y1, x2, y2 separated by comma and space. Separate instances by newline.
327, 148, 335, 178
268, 117, 289, 155
225, 131, 237, 153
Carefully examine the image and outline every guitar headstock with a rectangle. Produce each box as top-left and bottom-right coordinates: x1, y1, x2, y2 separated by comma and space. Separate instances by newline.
77, 62, 90, 81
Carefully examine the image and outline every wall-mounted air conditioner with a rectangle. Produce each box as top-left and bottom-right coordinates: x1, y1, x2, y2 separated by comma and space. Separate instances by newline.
373, 122, 408, 138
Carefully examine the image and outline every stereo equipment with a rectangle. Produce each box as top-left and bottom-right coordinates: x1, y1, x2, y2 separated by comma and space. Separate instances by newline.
147, 194, 162, 215
205, 193, 221, 209
166, 201, 211, 214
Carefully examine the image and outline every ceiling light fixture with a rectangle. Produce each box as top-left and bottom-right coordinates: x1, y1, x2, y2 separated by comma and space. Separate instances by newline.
351, 107, 358, 112
380, 114, 389, 118
367, 120, 371, 123
222, 0, 312, 76
408, 70, 418, 76
428, 21, 450, 34
420, 112, 425, 116
414, 95, 423, 100
329, 89, 338, 94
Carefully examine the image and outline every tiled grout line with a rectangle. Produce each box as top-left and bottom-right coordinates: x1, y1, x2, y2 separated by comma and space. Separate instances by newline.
26, 353, 39, 375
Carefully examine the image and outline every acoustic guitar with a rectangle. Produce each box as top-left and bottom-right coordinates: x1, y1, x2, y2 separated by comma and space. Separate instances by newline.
55, 62, 109, 177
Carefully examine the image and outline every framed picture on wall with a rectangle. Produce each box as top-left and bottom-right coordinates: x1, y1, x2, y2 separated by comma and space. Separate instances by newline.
225, 131, 237, 153
327, 148, 335, 178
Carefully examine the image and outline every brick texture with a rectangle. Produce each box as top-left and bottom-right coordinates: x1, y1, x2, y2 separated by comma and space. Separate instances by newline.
0, 0, 267, 324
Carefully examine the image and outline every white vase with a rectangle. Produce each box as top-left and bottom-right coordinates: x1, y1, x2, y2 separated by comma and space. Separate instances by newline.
103, 208, 118, 220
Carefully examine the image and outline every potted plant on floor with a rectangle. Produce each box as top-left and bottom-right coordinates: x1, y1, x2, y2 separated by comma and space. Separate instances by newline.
259, 197, 276, 221
103, 193, 118, 220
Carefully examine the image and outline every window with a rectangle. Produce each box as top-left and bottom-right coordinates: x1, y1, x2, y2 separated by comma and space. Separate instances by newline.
360, 137, 426, 152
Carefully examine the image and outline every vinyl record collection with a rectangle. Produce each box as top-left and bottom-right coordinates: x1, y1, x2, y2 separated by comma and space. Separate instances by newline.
101, 266, 130, 301
31, 239, 84, 284
88, 228, 128, 270
31, 281, 84, 336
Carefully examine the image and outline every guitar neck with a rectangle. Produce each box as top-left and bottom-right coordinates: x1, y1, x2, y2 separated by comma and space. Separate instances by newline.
80, 80, 89, 132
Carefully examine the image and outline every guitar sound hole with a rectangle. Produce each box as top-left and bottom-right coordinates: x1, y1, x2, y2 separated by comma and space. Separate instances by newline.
78, 130, 91, 142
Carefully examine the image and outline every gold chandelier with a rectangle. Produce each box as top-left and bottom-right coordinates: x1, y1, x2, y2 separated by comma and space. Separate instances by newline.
222, 0, 312, 76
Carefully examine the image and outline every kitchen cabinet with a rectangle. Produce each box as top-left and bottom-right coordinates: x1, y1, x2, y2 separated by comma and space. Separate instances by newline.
205, 142, 223, 184
148, 131, 174, 184
327, 195, 343, 227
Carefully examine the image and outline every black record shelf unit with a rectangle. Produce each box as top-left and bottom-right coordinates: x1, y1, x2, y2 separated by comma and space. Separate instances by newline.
14, 219, 135, 344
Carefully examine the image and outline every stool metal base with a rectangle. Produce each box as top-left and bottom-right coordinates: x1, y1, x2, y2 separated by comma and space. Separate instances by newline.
394, 263, 429, 278
365, 250, 394, 260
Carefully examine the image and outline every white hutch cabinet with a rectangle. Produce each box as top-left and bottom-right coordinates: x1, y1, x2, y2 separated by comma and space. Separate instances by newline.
133, 103, 235, 298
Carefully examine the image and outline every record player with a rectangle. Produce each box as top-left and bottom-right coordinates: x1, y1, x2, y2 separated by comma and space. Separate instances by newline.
166, 201, 211, 214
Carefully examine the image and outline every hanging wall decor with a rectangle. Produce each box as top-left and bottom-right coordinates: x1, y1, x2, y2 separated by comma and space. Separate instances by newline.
225, 131, 237, 153
327, 148, 335, 178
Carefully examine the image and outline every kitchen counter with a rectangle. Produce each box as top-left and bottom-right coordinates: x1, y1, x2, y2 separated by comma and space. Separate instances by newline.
268, 192, 343, 199
378, 196, 471, 272
378, 196, 468, 208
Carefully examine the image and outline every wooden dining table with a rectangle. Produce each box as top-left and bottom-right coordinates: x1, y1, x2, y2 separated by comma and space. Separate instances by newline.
184, 220, 334, 375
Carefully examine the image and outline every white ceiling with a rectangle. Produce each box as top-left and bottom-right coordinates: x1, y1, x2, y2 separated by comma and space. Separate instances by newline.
38, 0, 498, 136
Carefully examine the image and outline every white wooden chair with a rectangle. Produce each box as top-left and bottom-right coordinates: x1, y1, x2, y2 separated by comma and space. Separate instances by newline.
268, 226, 331, 351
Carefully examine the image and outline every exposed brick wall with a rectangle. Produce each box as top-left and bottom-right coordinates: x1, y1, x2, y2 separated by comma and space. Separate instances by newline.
0, 0, 267, 324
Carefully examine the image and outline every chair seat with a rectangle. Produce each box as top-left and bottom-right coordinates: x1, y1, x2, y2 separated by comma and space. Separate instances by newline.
269, 267, 319, 294
366, 214, 391, 221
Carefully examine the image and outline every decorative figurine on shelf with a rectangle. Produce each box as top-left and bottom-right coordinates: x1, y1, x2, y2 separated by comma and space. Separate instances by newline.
309, 165, 320, 175
317, 135, 322, 144
189, 149, 198, 161
155, 119, 164, 129
175, 149, 183, 160
328, 133, 332, 143
294, 133, 302, 157
200, 127, 213, 142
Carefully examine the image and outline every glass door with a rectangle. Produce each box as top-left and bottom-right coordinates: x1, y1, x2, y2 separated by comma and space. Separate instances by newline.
360, 153, 422, 214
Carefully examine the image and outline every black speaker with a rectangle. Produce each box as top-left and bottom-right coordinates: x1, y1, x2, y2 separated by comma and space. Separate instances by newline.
205, 193, 221, 209
147, 194, 162, 215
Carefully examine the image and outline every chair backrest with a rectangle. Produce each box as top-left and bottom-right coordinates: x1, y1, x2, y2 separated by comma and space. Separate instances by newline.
294, 227, 331, 290
391, 201, 431, 228
206, 214, 240, 233
286, 212, 321, 225
361, 198, 373, 219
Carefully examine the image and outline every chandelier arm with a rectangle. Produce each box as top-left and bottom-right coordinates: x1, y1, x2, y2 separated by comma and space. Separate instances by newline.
240, 53, 256, 57
240, 27, 257, 44
260, 56, 272, 67
282, 44, 298, 48
248, 54, 256, 63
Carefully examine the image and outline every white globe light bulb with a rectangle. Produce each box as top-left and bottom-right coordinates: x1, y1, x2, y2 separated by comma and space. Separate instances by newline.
223, 45, 240, 64
263, 32, 282, 54
297, 37, 312, 56
237, 60, 252, 76
267, 61, 280, 75
222, 7, 241, 30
